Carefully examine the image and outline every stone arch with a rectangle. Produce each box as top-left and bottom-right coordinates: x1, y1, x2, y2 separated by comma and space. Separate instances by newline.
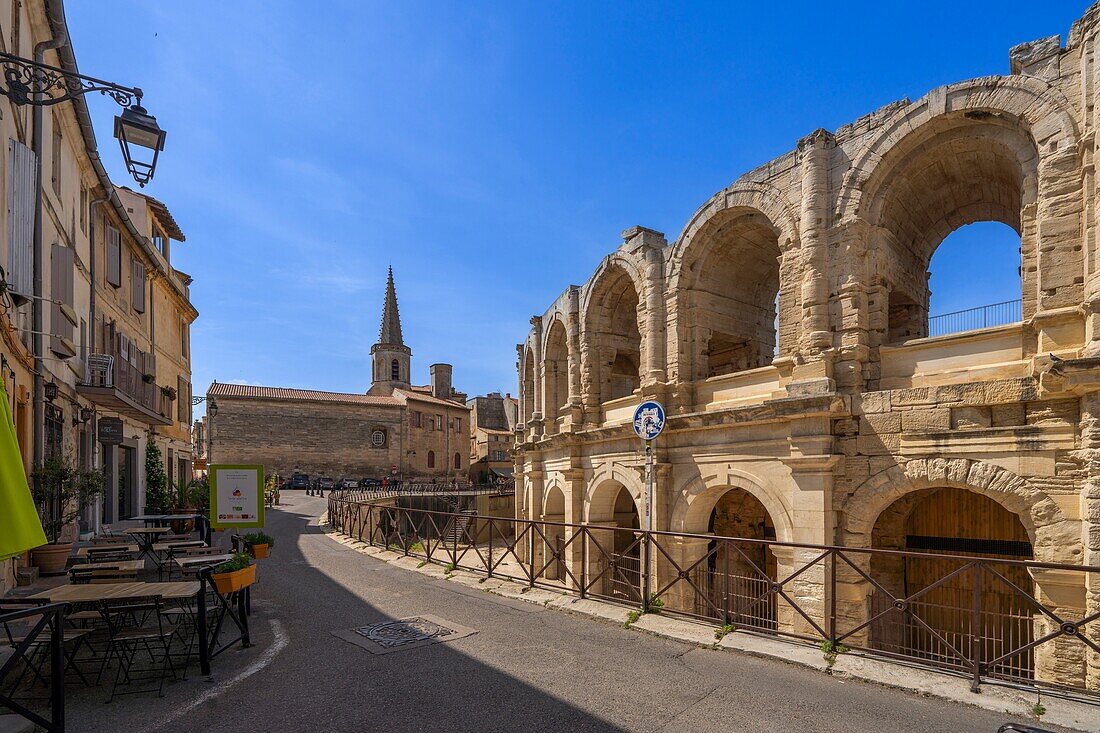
580, 255, 649, 407
585, 463, 644, 523
668, 467, 794, 542
843, 458, 1078, 564
666, 184, 800, 378
520, 345, 536, 427
836, 75, 1079, 224
543, 482, 566, 518
542, 315, 571, 428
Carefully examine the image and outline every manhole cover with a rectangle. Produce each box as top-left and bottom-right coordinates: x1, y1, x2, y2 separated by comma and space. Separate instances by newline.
333, 614, 476, 655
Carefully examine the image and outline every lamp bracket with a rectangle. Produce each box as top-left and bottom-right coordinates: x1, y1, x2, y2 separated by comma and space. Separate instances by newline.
0, 52, 141, 107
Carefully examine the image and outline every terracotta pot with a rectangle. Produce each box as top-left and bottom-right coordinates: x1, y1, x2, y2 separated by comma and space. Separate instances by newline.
249, 543, 269, 559
211, 563, 256, 594
169, 517, 195, 535
30, 542, 73, 576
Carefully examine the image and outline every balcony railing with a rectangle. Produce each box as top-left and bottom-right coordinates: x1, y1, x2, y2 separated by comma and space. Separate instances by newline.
82, 349, 171, 420
928, 300, 1022, 338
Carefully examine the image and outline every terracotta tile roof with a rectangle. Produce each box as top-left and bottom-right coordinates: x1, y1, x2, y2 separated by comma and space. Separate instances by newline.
209, 382, 402, 406
395, 388, 471, 410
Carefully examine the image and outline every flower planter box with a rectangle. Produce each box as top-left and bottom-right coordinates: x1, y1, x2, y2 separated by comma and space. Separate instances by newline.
211, 563, 256, 594
249, 543, 270, 559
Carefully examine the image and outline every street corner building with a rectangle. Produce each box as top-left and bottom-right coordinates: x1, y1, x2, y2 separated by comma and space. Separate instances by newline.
206, 268, 471, 480
515, 5, 1100, 691
0, 0, 197, 593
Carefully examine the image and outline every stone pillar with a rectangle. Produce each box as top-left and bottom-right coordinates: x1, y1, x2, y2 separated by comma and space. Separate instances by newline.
1080, 392, 1100, 689
563, 467, 587, 591
521, 469, 544, 565
620, 226, 667, 388
529, 316, 544, 440
780, 451, 839, 638
1029, 567, 1088, 689
566, 288, 584, 428
1036, 147, 1085, 314
797, 129, 835, 356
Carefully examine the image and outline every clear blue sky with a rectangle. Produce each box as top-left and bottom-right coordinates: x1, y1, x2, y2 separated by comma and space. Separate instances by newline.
65, 1, 1093, 414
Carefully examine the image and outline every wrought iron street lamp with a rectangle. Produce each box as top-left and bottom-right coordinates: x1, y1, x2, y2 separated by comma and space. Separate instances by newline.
0, 51, 166, 186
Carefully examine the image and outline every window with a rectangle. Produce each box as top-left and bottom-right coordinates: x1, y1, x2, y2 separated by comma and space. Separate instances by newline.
152, 233, 165, 254
131, 258, 146, 313
390, 359, 399, 381
371, 429, 386, 447
180, 318, 189, 359
50, 119, 61, 196
45, 404, 62, 458
427, 451, 435, 469
454, 452, 461, 470
177, 376, 189, 423
105, 225, 121, 287
412, 411, 422, 428
79, 187, 87, 233
453, 417, 461, 433
49, 243, 74, 357
437, 414, 444, 431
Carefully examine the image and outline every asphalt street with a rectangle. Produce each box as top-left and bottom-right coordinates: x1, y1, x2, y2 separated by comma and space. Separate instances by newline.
70, 493, 1069, 733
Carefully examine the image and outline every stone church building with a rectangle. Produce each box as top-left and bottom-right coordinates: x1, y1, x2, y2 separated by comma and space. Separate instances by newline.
207, 269, 470, 479
516, 6, 1100, 690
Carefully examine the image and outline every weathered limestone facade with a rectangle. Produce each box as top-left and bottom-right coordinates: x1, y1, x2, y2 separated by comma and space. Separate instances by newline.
515, 6, 1100, 689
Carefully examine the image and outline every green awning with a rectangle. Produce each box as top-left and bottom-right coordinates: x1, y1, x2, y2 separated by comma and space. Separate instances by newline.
0, 379, 45, 560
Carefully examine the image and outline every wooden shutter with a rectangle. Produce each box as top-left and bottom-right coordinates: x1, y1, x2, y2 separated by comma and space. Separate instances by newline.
49, 244, 75, 357
105, 225, 121, 286
131, 258, 146, 313
7, 139, 35, 299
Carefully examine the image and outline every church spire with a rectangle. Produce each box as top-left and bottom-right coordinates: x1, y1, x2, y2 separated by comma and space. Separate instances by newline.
378, 266, 404, 345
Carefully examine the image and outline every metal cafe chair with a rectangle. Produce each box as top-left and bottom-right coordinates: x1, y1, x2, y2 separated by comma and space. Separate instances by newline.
1, 599, 92, 689
96, 595, 179, 701
84, 546, 137, 563
69, 566, 138, 585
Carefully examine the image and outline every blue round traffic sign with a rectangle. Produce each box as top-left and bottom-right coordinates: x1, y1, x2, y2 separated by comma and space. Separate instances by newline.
632, 400, 666, 441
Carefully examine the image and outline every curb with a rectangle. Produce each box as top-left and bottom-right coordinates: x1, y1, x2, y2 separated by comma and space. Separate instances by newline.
319, 521, 1098, 732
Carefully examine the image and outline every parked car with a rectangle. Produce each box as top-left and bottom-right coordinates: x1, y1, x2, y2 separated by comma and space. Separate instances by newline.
317, 477, 335, 491
360, 478, 381, 488
336, 478, 359, 489
288, 473, 311, 490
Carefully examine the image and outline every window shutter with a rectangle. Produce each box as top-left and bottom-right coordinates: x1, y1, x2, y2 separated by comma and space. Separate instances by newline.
49, 244, 74, 356
131, 259, 146, 313
106, 225, 121, 286
177, 375, 186, 422
7, 139, 35, 299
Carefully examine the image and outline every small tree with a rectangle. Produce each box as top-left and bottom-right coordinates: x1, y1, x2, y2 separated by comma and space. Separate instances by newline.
144, 441, 170, 511
31, 454, 104, 543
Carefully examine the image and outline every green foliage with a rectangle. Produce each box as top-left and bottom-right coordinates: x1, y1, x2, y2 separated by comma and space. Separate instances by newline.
1032, 692, 1046, 719
416, 560, 428, 569
408, 541, 424, 554
171, 478, 207, 510
623, 610, 641, 629
214, 551, 253, 573
244, 531, 274, 548
648, 593, 664, 611
820, 640, 849, 671
714, 623, 736, 641
31, 454, 104, 543
444, 562, 456, 574
144, 442, 170, 510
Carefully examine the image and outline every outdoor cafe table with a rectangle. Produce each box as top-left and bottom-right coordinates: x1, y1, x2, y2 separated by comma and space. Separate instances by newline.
150, 540, 209, 576
173, 554, 234, 578
78, 559, 144, 573
74, 544, 138, 559
28, 578, 250, 675
123, 527, 170, 561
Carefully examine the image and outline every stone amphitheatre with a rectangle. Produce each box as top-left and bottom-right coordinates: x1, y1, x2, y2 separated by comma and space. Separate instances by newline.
515, 4, 1100, 689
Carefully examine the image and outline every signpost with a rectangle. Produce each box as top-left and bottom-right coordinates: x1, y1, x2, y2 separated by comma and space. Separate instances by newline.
97, 417, 124, 445
209, 464, 265, 530
632, 401, 665, 532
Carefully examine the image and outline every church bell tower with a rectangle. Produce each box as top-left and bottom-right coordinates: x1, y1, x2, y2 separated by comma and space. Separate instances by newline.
369, 267, 412, 395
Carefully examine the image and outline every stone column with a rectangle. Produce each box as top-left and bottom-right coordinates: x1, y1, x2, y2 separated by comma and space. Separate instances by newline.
1080, 392, 1100, 689
563, 467, 587, 592
780, 451, 839, 638
529, 316, 544, 440
797, 129, 835, 356
566, 288, 584, 428
1029, 567, 1088, 689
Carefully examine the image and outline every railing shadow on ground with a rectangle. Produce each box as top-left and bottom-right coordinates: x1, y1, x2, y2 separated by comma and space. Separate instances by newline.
326, 494, 1100, 703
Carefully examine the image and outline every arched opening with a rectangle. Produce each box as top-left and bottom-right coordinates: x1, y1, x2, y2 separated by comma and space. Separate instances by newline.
391, 358, 400, 381
453, 452, 461, 470
869, 487, 1034, 680
541, 486, 567, 581
679, 209, 781, 378
697, 488, 778, 631
521, 351, 535, 428
543, 319, 569, 430
587, 481, 642, 601
586, 266, 643, 404
427, 450, 435, 469
869, 115, 1033, 343
927, 221, 1022, 336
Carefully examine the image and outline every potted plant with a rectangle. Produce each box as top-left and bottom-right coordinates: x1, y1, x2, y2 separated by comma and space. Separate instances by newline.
30, 455, 104, 575
211, 551, 256, 593
167, 478, 205, 534
243, 531, 274, 559
143, 442, 170, 515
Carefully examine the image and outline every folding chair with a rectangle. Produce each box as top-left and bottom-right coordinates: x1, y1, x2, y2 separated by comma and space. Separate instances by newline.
70, 566, 138, 585
1, 599, 92, 689
96, 596, 179, 701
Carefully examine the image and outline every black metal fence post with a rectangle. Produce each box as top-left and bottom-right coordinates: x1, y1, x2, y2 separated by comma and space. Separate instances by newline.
528, 523, 536, 587
971, 563, 983, 693
641, 531, 651, 613
580, 526, 587, 599
198, 571, 211, 676
50, 604, 64, 732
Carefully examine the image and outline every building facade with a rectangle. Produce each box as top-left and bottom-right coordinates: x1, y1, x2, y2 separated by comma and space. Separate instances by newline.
516, 6, 1100, 690
207, 269, 470, 480
0, 0, 197, 592
467, 392, 515, 482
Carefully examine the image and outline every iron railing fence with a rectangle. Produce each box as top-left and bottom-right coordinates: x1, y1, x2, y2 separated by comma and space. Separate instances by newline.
330, 480, 515, 504
928, 299, 1022, 337
0, 602, 67, 732
327, 496, 1100, 698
